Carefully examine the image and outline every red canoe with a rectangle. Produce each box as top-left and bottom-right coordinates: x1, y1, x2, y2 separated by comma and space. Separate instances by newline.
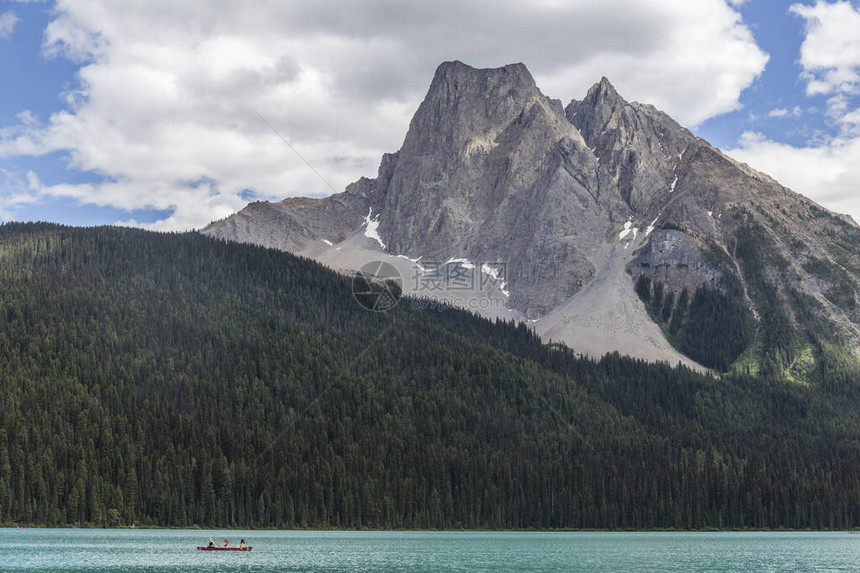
196, 546, 252, 551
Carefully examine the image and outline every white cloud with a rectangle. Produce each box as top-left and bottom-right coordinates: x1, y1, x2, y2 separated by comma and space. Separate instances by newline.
724, 2, 860, 224
536, 0, 768, 127
0, 169, 37, 221
767, 106, 802, 118
791, 1, 860, 95
728, 131, 860, 219
0, 0, 767, 230
843, 108, 860, 135
0, 11, 19, 38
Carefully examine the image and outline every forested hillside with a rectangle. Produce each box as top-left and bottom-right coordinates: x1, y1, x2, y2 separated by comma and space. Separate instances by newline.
2, 223, 860, 530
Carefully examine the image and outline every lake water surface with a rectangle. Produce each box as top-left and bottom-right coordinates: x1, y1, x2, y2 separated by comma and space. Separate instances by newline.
1, 529, 859, 572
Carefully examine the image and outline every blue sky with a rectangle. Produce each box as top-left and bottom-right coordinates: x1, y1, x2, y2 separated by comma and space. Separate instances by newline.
698, 1, 807, 148
0, 0, 858, 229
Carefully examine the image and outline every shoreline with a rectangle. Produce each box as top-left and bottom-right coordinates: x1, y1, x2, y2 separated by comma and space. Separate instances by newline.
4, 524, 857, 533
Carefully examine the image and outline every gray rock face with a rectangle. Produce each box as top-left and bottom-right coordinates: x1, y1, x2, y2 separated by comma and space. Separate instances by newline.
633, 229, 722, 293
375, 61, 609, 314
568, 78, 696, 215
204, 176, 375, 253
202, 61, 860, 363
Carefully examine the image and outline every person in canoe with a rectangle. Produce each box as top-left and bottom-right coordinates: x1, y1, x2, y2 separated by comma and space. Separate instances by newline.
207, 538, 215, 548
238, 539, 246, 548
221, 539, 229, 548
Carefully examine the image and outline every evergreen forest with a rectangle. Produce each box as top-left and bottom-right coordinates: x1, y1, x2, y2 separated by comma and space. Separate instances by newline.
2, 223, 860, 530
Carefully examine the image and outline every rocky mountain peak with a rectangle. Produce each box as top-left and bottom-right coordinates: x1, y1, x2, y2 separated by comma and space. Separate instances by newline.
567, 77, 627, 136
564, 75, 697, 213
591, 76, 625, 106
429, 60, 538, 100
203, 62, 860, 375
568, 76, 693, 155
401, 60, 548, 156
376, 61, 589, 265
434, 60, 534, 85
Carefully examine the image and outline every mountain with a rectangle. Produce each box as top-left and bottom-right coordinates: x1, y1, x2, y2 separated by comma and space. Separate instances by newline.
3, 222, 860, 530
204, 61, 860, 379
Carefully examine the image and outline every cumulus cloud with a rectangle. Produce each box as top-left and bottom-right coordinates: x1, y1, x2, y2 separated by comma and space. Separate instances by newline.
0, 11, 19, 38
726, 2, 860, 223
791, 1, 860, 95
536, 0, 768, 127
728, 131, 860, 219
0, 0, 767, 230
0, 168, 37, 220
767, 106, 803, 118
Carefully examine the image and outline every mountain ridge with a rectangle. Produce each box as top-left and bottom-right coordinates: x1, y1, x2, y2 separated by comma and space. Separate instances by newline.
204, 61, 860, 376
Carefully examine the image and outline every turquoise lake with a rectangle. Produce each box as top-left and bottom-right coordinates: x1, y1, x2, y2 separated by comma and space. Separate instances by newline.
2, 529, 859, 572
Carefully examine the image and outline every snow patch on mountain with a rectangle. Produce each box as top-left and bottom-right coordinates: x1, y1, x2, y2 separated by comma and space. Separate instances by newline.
645, 216, 660, 237
364, 208, 386, 249
618, 220, 635, 240
396, 254, 425, 272
445, 257, 475, 270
